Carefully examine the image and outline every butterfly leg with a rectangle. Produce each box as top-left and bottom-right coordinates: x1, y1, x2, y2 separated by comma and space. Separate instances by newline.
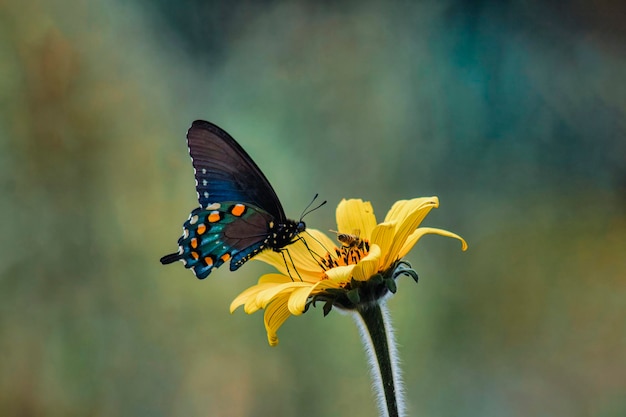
293, 235, 328, 271
279, 248, 303, 282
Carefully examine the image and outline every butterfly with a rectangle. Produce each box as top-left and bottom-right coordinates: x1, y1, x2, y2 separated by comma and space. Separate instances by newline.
160, 120, 309, 279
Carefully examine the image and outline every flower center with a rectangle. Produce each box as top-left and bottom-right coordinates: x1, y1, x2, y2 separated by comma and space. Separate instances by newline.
320, 239, 371, 270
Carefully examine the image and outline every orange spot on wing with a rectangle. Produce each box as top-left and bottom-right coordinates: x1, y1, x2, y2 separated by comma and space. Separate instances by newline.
190, 238, 198, 249
191, 251, 199, 260
231, 204, 246, 217
197, 224, 206, 235
221, 253, 231, 262
208, 211, 221, 223
204, 256, 214, 266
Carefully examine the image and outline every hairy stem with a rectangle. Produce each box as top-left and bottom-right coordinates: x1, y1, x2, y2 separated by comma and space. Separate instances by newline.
354, 302, 404, 417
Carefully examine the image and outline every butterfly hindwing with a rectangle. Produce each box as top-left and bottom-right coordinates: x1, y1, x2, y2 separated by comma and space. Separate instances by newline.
168, 203, 274, 279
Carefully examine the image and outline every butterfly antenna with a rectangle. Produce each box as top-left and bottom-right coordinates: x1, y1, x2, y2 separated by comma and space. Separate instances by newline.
300, 193, 327, 221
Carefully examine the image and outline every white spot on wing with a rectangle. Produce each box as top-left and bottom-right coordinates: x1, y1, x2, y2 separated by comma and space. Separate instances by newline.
206, 202, 221, 210
190, 215, 199, 225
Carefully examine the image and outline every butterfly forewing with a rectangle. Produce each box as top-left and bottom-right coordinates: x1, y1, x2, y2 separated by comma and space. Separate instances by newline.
187, 120, 286, 221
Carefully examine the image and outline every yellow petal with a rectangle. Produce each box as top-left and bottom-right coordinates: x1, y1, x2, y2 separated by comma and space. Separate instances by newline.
264, 294, 292, 346
230, 283, 273, 313
244, 286, 272, 314
398, 227, 468, 258
312, 279, 345, 292
287, 279, 345, 314
352, 244, 382, 281
325, 264, 355, 282
287, 286, 315, 315
370, 221, 396, 264
287, 229, 338, 273
336, 199, 377, 240
258, 274, 294, 284
383, 198, 439, 268
255, 250, 288, 275
254, 229, 335, 281
230, 274, 293, 313
384, 197, 439, 224
255, 281, 311, 309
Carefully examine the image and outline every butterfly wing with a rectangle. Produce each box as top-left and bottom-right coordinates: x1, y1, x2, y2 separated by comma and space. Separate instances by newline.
161, 120, 305, 279
160, 203, 274, 279
187, 120, 286, 221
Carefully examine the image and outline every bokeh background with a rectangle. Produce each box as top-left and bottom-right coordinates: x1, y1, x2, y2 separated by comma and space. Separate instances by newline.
1, 0, 625, 416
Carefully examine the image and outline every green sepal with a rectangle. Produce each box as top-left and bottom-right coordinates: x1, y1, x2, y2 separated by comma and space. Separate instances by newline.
384, 278, 397, 293
347, 288, 361, 304
369, 273, 384, 285
392, 261, 419, 283
323, 301, 333, 316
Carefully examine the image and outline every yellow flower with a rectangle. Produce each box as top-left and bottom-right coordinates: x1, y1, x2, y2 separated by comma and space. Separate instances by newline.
230, 197, 467, 346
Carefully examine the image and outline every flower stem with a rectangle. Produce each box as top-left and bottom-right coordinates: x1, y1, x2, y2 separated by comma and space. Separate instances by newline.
354, 302, 404, 417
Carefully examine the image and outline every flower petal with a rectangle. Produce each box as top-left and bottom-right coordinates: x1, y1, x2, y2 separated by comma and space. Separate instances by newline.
255, 281, 311, 309
287, 286, 315, 315
254, 229, 335, 281
287, 229, 338, 271
258, 274, 295, 284
336, 199, 377, 240
383, 198, 439, 268
230, 284, 272, 313
384, 197, 439, 224
230, 274, 293, 313
370, 221, 396, 265
352, 244, 382, 281
324, 264, 355, 282
254, 250, 288, 275
398, 227, 468, 258
264, 294, 292, 346
286, 279, 346, 315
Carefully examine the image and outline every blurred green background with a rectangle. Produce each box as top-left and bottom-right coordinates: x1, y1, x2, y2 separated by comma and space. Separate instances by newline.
1, 0, 625, 416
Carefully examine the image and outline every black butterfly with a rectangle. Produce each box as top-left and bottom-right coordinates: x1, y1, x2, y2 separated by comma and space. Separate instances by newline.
160, 120, 308, 279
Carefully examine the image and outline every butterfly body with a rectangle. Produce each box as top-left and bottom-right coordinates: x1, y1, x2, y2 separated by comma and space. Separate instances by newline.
160, 120, 305, 279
